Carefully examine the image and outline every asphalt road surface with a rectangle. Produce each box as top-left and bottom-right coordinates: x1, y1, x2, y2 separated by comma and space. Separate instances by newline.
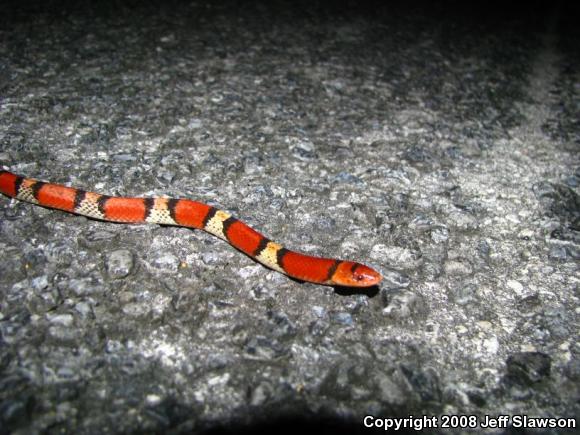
0, 1, 578, 434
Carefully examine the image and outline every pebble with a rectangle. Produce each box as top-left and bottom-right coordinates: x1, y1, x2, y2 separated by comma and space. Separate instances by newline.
332, 312, 354, 326
311, 306, 326, 318
47, 313, 74, 327
74, 301, 92, 318
151, 252, 180, 272
506, 280, 524, 295
382, 290, 421, 319
444, 259, 473, 276
106, 249, 134, 279
381, 268, 411, 289
31, 275, 49, 291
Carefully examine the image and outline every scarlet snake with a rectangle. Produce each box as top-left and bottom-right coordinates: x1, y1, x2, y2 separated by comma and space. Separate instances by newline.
0, 170, 382, 287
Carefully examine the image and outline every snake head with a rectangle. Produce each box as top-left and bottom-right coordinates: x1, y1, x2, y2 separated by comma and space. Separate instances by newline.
331, 261, 382, 287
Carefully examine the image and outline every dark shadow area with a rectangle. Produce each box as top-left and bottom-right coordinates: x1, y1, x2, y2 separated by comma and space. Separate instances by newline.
195, 412, 427, 435
200, 416, 369, 435
0, 0, 572, 31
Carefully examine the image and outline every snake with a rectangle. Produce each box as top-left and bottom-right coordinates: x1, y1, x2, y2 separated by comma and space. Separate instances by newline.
0, 170, 382, 287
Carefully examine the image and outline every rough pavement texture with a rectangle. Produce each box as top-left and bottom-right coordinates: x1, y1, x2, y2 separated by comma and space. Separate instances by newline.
0, 1, 578, 434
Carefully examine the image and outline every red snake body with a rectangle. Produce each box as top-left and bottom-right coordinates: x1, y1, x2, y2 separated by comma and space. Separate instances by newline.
0, 170, 381, 287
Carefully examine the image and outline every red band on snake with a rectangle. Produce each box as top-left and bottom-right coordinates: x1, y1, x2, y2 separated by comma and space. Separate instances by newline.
0, 170, 382, 287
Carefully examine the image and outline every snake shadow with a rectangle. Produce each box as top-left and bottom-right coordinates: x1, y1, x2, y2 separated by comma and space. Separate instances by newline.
332, 284, 380, 297
287, 277, 381, 297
